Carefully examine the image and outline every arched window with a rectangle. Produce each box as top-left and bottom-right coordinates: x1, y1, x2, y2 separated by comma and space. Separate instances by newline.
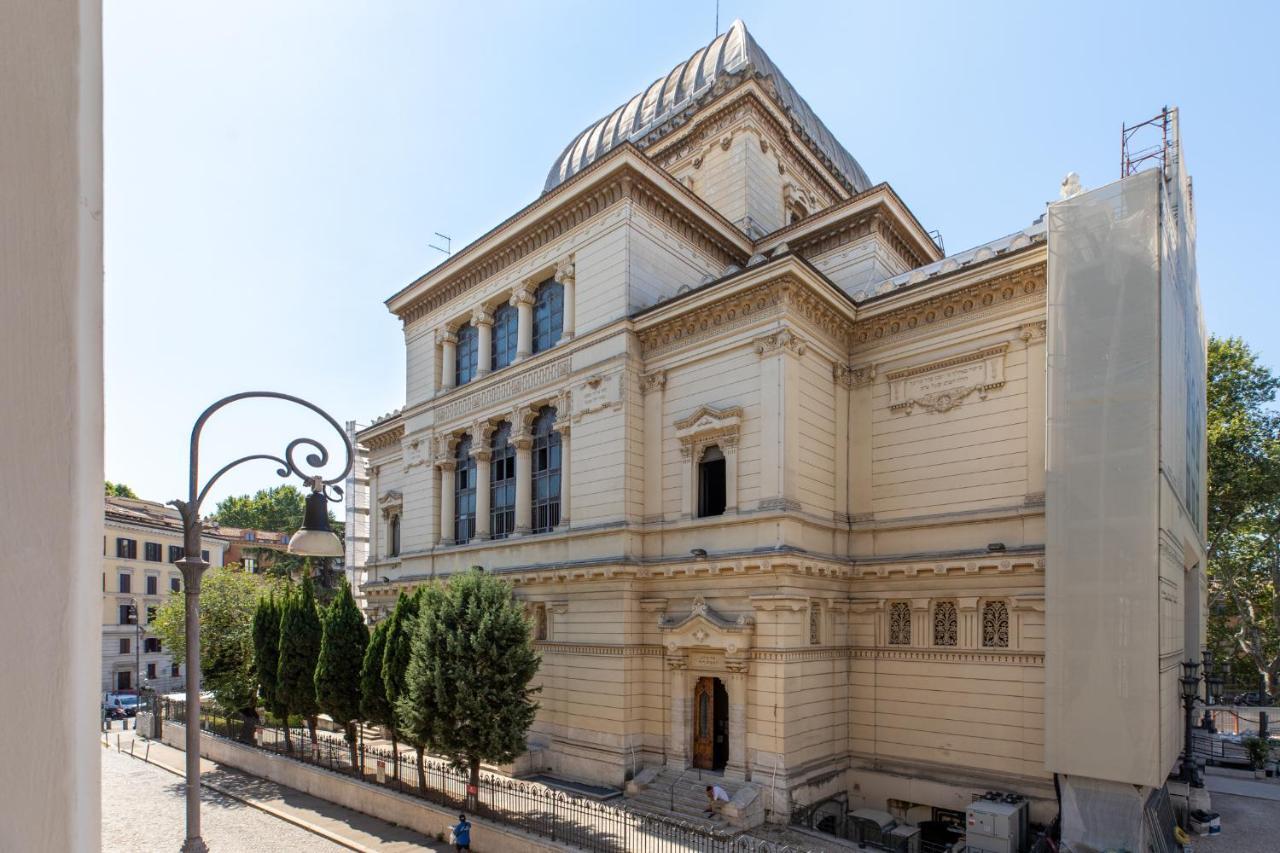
531, 407, 561, 533
454, 435, 476, 544
490, 422, 516, 539
455, 324, 479, 386
982, 601, 1010, 648
697, 445, 726, 518
888, 601, 911, 645
933, 601, 957, 646
491, 303, 518, 370
532, 279, 563, 354
388, 513, 400, 557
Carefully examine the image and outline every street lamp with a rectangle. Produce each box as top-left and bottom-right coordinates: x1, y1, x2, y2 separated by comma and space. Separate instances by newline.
1200, 650, 1217, 733
1180, 659, 1203, 787
169, 391, 351, 853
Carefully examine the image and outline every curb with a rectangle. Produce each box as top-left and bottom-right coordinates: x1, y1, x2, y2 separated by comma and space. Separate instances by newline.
116, 738, 381, 853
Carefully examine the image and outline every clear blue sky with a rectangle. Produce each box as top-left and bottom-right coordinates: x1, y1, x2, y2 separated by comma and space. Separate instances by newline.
105, 0, 1280, 508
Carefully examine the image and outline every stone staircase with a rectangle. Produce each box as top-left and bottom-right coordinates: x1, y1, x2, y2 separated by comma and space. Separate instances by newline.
623, 767, 741, 830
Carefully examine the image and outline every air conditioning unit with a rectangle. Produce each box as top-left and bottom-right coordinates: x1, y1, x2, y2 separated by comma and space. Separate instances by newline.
965, 798, 1028, 853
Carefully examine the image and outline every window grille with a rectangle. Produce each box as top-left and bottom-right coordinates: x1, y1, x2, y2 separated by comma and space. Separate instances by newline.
491, 303, 518, 370
490, 422, 516, 538
532, 280, 564, 354
454, 435, 476, 543
888, 601, 911, 645
933, 601, 957, 646
530, 408, 561, 533
809, 602, 821, 645
982, 601, 1010, 648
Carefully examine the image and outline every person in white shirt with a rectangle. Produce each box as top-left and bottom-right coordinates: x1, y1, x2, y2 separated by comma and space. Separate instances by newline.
705, 784, 730, 817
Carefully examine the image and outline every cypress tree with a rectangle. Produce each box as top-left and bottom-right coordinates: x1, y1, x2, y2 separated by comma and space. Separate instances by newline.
277, 575, 322, 748
360, 618, 393, 730
381, 591, 421, 783
399, 569, 540, 810
315, 578, 368, 771
251, 594, 286, 747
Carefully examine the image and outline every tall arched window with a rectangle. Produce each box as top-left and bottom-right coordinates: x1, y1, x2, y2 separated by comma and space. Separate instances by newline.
491, 303, 518, 370
454, 435, 476, 543
455, 323, 479, 386
531, 407, 561, 533
697, 445, 726, 518
532, 279, 563, 354
490, 422, 516, 539
388, 514, 400, 557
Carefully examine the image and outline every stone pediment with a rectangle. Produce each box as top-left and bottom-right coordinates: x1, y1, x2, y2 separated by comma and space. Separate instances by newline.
377, 490, 403, 516
674, 405, 743, 445
659, 596, 754, 656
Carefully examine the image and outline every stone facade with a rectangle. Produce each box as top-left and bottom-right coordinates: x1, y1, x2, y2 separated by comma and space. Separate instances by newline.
102, 496, 226, 695
350, 21, 1203, 831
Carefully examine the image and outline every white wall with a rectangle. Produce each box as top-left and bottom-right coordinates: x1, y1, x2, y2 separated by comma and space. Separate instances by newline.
0, 1, 103, 849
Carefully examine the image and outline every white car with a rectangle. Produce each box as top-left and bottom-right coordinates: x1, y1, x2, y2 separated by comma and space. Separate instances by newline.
102, 693, 140, 717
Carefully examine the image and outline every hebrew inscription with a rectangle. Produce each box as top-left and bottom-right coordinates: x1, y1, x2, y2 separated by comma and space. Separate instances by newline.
886, 343, 1008, 414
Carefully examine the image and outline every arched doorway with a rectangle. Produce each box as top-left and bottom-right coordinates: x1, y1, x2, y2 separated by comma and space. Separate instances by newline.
692, 676, 728, 771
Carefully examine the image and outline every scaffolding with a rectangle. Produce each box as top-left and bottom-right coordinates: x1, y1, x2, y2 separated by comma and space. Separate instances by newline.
1121, 106, 1176, 179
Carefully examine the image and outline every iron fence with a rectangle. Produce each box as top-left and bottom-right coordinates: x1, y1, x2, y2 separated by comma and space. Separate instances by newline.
159, 698, 808, 853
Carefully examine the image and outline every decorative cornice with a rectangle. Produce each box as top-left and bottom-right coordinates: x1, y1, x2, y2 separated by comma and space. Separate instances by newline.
851, 555, 1043, 579
533, 642, 663, 658
851, 647, 1044, 666
752, 326, 807, 358
363, 423, 405, 452
852, 263, 1046, 349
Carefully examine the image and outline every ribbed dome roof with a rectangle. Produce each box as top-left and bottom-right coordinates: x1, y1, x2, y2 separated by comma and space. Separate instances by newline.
543, 20, 871, 195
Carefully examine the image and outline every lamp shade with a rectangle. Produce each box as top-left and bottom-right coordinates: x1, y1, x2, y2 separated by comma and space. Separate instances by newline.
288, 490, 343, 558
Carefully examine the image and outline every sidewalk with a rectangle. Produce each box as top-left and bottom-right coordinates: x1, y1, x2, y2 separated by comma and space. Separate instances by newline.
1204, 766, 1280, 802
108, 731, 450, 852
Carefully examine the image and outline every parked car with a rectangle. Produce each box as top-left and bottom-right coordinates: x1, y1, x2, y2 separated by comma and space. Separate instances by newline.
102, 692, 140, 717
1231, 691, 1277, 707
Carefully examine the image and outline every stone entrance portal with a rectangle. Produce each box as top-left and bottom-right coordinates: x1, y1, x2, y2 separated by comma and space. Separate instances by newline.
692, 676, 729, 770
658, 597, 753, 780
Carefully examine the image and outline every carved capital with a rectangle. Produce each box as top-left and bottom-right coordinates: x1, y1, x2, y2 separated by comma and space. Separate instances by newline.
439, 328, 458, 345
472, 419, 495, 446
752, 327, 806, 358
510, 286, 536, 308
640, 369, 667, 394
555, 255, 576, 285
471, 307, 493, 328
1019, 320, 1047, 345
835, 362, 876, 388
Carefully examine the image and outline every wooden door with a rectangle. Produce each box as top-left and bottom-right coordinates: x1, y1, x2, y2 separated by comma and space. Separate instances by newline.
692, 677, 714, 769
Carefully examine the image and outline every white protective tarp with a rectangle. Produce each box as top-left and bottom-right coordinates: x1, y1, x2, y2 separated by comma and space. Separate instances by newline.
1044, 169, 1164, 787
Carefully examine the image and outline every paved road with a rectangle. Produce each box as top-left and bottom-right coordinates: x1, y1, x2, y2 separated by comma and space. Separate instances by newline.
102, 739, 346, 852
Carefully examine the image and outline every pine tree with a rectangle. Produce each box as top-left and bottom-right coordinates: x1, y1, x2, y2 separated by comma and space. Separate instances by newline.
382, 591, 421, 783
277, 575, 322, 748
251, 594, 286, 747
399, 569, 540, 810
315, 578, 368, 771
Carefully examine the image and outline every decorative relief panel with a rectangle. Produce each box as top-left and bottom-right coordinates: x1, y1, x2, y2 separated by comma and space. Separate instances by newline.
888, 601, 911, 645
932, 601, 957, 647
982, 601, 1010, 648
886, 343, 1008, 415
435, 356, 571, 423
571, 372, 622, 421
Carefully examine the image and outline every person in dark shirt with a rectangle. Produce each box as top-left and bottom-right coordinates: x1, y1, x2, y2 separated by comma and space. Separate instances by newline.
451, 813, 471, 851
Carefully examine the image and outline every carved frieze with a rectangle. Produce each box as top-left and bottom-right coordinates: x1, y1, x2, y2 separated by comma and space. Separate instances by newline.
886, 343, 1008, 415
434, 356, 571, 424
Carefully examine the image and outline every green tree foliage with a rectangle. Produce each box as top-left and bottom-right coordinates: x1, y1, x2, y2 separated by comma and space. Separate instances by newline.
1207, 336, 1280, 694
398, 569, 540, 808
277, 575, 322, 747
251, 594, 288, 750
212, 485, 344, 598
360, 618, 393, 729
381, 591, 420, 782
315, 578, 368, 770
152, 565, 274, 742
104, 480, 137, 498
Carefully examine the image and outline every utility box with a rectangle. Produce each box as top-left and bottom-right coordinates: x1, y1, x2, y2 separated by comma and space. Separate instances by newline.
965, 799, 1027, 853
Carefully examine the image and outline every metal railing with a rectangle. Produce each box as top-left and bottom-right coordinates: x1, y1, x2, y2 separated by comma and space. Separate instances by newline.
161, 700, 808, 853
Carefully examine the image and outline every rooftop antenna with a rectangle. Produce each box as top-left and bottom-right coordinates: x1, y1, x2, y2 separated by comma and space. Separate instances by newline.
715, 0, 720, 36
428, 232, 452, 257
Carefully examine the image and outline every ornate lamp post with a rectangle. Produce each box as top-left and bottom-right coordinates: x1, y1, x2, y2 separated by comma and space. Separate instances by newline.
1200, 650, 1217, 733
1180, 659, 1203, 787
169, 392, 351, 853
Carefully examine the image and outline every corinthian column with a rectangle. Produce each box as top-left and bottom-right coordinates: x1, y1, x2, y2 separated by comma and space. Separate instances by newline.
512, 411, 534, 535
511, 286, 535, 362
473, 308, 493, 378
440, 328, 458, 392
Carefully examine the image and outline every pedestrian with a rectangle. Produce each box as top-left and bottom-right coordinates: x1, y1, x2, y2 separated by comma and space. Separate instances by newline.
704, 784, 730, 818
450, 812, 471, 851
